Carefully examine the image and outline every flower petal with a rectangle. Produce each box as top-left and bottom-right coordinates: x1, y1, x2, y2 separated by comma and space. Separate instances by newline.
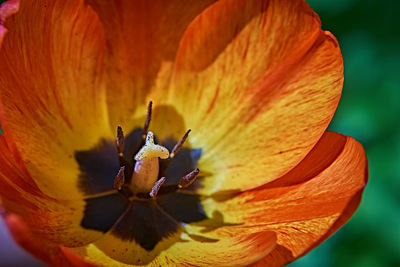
0, 134, 42, 198
61, 247, 96, 267
194, 132, 367, 265
165, 0, 344, 194
2, 212, 63, 265
83, 201, 185, 265
0, 134, 113, 249
69, 199, 276, 266
71, 231, 276, 266
159, 231, 276, 267
85, 0, 217, 130
0, 0, 111, 199
1, 182, 107, 248
251, 190, 364, 267
0, 0, 19, 45
2, 212, 95, 266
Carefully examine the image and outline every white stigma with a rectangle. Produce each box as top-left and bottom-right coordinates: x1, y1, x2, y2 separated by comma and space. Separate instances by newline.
134, 131, 169, 161
130, 131, 169, 193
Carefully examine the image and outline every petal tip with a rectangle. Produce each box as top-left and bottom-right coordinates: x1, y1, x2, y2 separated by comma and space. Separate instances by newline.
0, 0, 20, 45
346, 135, 369, 187
323, 30, 340, 48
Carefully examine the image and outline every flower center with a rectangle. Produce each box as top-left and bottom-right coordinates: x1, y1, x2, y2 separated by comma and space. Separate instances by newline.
112, 102, 200, 199
76, 103, 209, 259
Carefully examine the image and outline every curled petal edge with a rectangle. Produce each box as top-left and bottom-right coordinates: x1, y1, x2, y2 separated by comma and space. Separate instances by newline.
1, 211, 95, 267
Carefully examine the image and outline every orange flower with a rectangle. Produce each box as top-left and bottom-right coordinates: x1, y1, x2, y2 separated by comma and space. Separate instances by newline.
0, 0, 367, 266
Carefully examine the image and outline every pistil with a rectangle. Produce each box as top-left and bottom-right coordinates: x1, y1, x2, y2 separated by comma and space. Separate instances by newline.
130, 131, 169, 193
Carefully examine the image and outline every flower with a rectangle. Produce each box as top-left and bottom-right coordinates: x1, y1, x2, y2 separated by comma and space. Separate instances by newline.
0, 0, 368, 266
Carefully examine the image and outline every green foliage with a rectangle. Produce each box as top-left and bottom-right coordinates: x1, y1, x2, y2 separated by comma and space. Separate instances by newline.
290, 0, 400, 266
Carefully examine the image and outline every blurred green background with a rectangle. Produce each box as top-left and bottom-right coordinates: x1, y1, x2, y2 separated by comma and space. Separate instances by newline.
290, 0, 400, 266
0, 0, 399, 266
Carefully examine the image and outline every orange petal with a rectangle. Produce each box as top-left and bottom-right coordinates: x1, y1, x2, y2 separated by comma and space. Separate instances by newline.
68, 199, 276, 266
0, 135, 108, 249
0, 0, 112, 199
2, 212, 95, 266
161, 231, 276, 267
251, 190, 365, 267
0, 134, 42, 198
70, 231, 276, 266
0, 0, 19, 45
0, 177, 107, 249
85, 0, 217, 130
164, 0, 344, 194
3, 212, 57, 264
2, 188, 122, 248
195, 132, 367, 266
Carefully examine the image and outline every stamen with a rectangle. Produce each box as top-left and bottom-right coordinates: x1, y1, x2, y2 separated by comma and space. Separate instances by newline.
157, 168, 200, 195
116, 126, 124, 156
149, 177, 166, 198
142, 101, 153, 140
170, 129, 191, 159
178, 168, 200, 189
113, 166, 125, 190
135, 131, 169, 161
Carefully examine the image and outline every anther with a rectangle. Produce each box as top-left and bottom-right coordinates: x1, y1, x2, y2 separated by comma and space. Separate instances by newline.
116, 126, 125, 156
142, 101, 153, 140
178, 168, 200, 189
113, 166, 125, 190
170, 129, 191, 159
149, 177, 166, 198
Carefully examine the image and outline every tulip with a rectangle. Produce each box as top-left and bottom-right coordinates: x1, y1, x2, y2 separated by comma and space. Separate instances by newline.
0, 0, 367, 266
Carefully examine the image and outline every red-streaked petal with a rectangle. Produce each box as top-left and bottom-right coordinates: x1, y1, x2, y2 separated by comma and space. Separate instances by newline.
2, 212, 95, 267
70, 231, 276, 266
0, 0, 111, 199
85, 0, 217, 131
162, 231, 276, 266
251, 190, 365, 266
2, 212, 53, 264
0, 135, 107, 249
0, 134, 42, 198
193, 132, 367, 266
0, 0, 19, 45
0, 177, 106, 249
164, 0, 343, 194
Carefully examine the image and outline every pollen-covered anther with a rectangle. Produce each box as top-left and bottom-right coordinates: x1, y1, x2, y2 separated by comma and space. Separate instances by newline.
113, 166, 125, 190
178, 168, 200, 189
116, 125, 125, 156
142, 101, 153, 140
170, 129, 191, 159
149, 177, 166, 198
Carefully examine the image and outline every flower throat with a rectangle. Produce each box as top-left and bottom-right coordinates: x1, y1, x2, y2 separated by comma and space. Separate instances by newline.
113, 101, 200, 200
